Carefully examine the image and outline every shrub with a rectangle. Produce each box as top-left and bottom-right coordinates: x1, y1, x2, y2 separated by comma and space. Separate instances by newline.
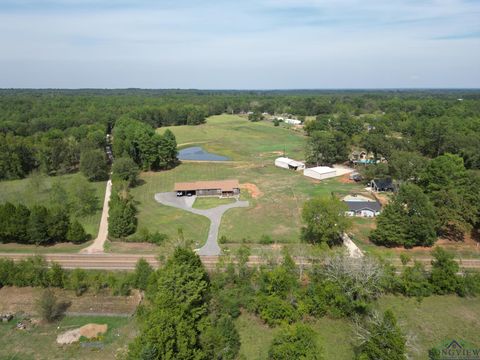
255, 295, 298, 327
260, 234, 274, 244
268, 323, 322, 360
36, 288, 70, 322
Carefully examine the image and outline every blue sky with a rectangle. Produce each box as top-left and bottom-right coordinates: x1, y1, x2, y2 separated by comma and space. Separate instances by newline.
0, 0, 479, 88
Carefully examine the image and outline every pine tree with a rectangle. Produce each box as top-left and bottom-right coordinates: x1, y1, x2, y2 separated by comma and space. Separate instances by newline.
66, 220, 88, 244
27, 205, 50, 245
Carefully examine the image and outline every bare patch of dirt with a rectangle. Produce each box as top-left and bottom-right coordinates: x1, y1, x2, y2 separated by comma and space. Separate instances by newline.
338, 174, 354, 184
57, 323, 108, 344
240, 183, 263, 198
0, 287, 141, 316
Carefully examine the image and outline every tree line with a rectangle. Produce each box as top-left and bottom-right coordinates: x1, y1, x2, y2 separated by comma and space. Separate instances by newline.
0, 202, 88, 245
371, 154, 480, 247
0, 256, 153, 296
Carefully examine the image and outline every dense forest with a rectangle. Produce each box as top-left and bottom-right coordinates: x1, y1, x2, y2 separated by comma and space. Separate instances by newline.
1, 89, 479, 181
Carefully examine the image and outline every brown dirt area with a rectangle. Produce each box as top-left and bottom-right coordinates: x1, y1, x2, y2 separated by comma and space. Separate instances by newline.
0, 287, 142, 316
240, 183, 263, 198
57, 323, 108, 344
338, 174, 355, 184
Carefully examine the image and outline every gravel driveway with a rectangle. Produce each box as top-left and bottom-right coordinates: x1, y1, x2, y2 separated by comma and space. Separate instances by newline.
154, 192, 249, 255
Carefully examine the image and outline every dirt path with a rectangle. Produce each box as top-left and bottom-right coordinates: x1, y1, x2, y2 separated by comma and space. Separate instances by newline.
81, 180, 112, 254
342, 233, 364, 258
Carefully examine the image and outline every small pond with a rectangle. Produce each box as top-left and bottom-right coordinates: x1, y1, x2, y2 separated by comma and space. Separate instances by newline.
178, 146, 230, 161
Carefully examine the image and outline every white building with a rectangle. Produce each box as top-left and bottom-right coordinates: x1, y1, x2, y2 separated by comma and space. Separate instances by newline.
303, 166, 337, 180
275, 157, 305, 171
284, 118, 302, 125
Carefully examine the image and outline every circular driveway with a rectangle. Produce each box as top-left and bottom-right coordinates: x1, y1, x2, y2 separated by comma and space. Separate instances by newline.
154, 192, 249, 255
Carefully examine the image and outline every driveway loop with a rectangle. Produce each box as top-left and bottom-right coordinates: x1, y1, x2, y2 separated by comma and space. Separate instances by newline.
154, 192, 249, 256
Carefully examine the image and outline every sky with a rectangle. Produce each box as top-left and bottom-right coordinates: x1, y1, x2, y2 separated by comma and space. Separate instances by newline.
0, 0, 479, 89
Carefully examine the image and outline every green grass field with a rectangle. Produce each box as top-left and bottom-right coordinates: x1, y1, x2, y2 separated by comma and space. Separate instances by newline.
235, 295, 480, 360
0, 173, 106, 252
159, 114, 307, 163
0, 315, 136, 360
128, 161, 350, 256
192, 197, 236, 209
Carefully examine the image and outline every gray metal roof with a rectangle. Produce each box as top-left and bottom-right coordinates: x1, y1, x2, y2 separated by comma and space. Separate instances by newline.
344, 200, 382, 212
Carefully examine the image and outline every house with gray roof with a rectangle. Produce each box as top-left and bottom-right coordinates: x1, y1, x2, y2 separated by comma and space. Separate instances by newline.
343, 200, 382, 217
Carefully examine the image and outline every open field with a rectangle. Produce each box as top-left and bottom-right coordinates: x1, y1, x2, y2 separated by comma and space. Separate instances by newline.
0, 315, 136, 360
236, 312, 354, 360
0, 173, 106, 253
235, 295, 480, 360
131, 161, 363, 249
160, 114, 307, 163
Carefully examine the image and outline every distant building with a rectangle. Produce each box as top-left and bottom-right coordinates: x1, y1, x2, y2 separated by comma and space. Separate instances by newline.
303, 166, 337, 180
284, 118, 302, 125
175, 179, 240, 197
370, 178, 396, 192
275, 157, 305, 171
344, 200, 382, 217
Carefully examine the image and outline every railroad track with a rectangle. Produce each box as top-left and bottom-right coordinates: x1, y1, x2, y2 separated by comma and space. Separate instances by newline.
0, 253, 479, 271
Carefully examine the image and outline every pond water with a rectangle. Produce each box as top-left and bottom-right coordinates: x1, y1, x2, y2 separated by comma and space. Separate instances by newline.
178, 146, 230, 161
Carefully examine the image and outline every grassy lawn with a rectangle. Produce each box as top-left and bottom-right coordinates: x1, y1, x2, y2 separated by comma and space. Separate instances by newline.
236, 295, 480, 360
0, 173, 106, 253
0, 315, 136, 360
377, 295, 480, 359
192, 197, 236, 209
235, 312, 355, 360
130, 162, 363, 250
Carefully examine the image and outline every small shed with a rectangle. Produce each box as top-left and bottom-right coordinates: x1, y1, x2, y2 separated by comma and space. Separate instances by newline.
303, 166, 337, 180
275, 157, 305, 171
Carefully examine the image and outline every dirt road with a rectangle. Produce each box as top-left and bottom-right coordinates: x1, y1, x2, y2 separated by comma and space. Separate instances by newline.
81, 180, 112, 254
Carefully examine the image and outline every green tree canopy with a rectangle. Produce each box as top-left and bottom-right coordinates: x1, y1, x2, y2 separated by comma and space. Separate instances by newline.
301, 197, 350, 246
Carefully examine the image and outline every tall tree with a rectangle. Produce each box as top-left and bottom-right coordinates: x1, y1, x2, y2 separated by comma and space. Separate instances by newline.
80, 149, 109, 181
301, 197, 349, 246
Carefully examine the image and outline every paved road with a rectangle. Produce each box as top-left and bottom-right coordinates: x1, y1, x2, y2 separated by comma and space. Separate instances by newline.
154, 192, 249, 255
81, 180, 112, 254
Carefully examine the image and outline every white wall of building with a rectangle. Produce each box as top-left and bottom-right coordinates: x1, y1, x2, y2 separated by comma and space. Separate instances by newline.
303, 166, 337, 180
